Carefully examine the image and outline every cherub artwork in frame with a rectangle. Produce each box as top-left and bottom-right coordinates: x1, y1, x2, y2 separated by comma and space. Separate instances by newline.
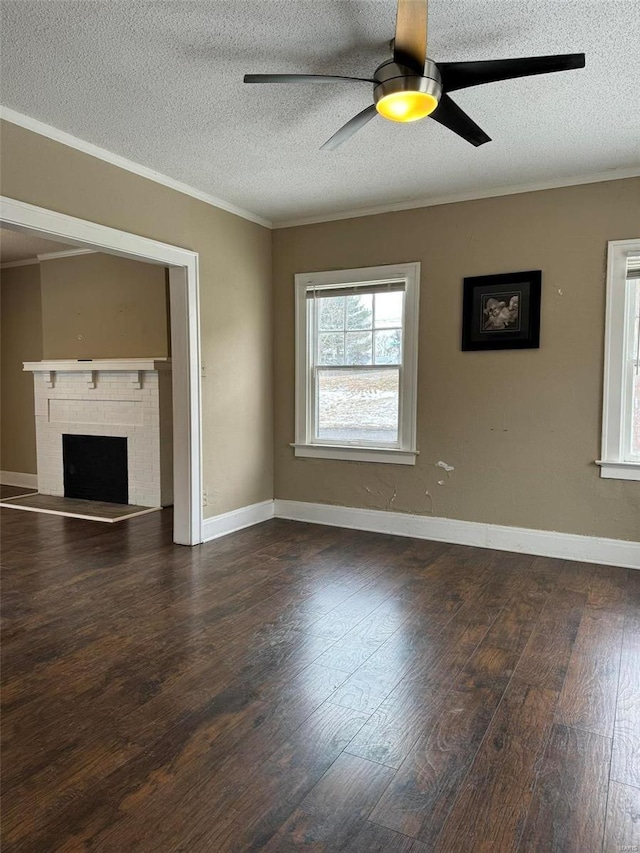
461, 270, 542, 351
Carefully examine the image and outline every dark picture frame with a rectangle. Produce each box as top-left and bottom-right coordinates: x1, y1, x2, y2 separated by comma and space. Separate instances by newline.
461, 270, 541, 351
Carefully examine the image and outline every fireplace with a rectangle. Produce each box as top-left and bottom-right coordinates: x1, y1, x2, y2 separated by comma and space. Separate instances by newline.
23, 358, 173, 508
63, 434, 128, 504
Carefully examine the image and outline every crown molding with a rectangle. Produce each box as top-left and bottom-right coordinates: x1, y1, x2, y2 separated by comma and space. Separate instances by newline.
0, 106, 272, 229
1, 247, 96, 268
272, 167, 640, 229
0, 257, 39, 269
37, 248, 96, 261
3, 106, 637, 234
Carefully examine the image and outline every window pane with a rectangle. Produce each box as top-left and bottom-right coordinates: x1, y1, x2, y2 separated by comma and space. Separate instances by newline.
316, 368, 399, 444
346, 294, 373, 330
374, 329, 402, 364
318, 332, 344, 365
345, 331, 372, 365
318, 296, 345, 330
374, 291, 403, 328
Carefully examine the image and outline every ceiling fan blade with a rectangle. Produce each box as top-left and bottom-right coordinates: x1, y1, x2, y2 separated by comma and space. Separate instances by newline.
438, 53, 585, 92
393, 0, 428, 74
244, 74, 374, 84
430, 94, 491, 146
321, 104, 378, 151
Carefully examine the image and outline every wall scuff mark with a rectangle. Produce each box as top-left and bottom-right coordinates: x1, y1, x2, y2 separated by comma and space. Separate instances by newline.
424, 490, 433, 513
435, 460, 454, 472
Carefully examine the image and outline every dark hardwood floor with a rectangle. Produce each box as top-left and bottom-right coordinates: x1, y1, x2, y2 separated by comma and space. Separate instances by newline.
0, 485, 37, 500
1, 507, 638, 852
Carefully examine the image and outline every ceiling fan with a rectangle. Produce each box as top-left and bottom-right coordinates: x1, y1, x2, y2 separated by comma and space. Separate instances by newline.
244, 0, 585, 150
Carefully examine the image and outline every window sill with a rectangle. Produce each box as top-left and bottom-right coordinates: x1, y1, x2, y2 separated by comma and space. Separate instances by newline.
291, 443, 418, 466
596, 460, 640, 481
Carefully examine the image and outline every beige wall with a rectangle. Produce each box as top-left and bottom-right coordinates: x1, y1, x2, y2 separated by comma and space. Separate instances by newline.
1, 264, 43, 474
273, 179, 640, 541
0, 119, 273, 517
40, 253, 169, 359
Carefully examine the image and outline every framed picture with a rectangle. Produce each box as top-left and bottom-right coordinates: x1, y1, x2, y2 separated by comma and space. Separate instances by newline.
461, 270, 541, 351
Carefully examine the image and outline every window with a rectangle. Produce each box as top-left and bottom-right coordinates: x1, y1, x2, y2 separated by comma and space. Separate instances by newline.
598, 239, 640, 480
293, 263, 420, 465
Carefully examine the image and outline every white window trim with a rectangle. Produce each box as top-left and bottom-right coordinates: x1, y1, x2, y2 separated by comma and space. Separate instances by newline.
293, 263, 420, 465
597, 238, 640, 481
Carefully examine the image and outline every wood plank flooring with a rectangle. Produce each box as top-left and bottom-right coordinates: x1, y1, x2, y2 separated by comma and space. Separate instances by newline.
0, 485, 37, 500
1, 507, 638, 852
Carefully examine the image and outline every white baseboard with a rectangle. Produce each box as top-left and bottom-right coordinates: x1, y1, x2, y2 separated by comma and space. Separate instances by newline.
0, 471, 38, 489
197, 496, 639, 570
201, 499, 275, 543
274, 500, 640, 570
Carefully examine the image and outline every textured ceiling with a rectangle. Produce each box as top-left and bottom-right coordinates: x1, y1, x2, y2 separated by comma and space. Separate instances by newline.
0, 228, 75, 263
1, 1, 639, 225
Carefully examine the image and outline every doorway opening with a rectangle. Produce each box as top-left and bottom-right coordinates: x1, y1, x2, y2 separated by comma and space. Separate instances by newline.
0, 197, 202, 545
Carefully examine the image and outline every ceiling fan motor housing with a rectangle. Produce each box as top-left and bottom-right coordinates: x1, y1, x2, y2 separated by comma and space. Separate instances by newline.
373, 59, 442, 121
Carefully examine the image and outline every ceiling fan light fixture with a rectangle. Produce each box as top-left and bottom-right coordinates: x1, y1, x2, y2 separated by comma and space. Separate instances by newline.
373, 59, 442, 124
376, 90, 438, 122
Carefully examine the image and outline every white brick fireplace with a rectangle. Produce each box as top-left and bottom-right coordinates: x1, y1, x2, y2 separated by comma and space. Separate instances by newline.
24, 359, 173, 507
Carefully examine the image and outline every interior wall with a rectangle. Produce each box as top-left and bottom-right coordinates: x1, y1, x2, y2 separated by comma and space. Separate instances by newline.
40, 252, 169, 358
273, 178, 640, 542
0, 119, 273, 518
0, 263, 43, 474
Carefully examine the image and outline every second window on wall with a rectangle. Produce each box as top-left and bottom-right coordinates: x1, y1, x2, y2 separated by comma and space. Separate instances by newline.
294, 263, 420, 465
599, 241, 640, 480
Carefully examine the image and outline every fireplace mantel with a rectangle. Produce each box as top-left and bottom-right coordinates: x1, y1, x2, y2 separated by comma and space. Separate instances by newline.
24, 358, 171, 373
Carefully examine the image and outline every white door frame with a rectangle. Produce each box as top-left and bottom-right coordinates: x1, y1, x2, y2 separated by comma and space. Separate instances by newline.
0, 196, 202, 545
